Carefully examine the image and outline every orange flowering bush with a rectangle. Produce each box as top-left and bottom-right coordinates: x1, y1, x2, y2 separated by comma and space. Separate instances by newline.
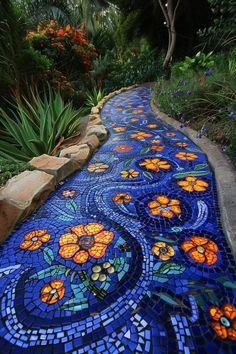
27, 20, 97, 87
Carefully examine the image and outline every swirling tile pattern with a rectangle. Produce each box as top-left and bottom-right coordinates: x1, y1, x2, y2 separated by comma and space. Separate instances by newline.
0, 86, 236, 354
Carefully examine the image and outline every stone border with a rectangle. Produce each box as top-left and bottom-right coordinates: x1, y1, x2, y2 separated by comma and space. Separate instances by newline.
0, 84, 138, 243
151, 100, 236, 258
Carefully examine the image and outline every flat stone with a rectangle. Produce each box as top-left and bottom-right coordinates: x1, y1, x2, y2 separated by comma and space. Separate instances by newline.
60, 144, 91, 168
30, 154, 77, 182
78, 134, 100, 152
87, 125, 108, 142
88, 116, 103, 126
0, 170, 56, 242
91, 107, 99, 114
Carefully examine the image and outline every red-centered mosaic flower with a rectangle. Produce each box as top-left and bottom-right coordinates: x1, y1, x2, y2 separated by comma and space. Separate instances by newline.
112, 192, 132, 204
130, 131, 153, 140
177, 176, 209, 192
150, 145, 165, 152
139, 158, 171, 172
113, 127, 126, 132
175, 152, 198, 161
62, 189, 76, 198
166, 132, 176, 137
59, 223, 114, 264
20, 230, 50, 251
181, 236, 218, 265
152, 242, 175, 260
40, 280, 65, 305
113, 144, 133, 153
148, 195, 181, 218
176, 142, 188, 147
210, 304, 236, 341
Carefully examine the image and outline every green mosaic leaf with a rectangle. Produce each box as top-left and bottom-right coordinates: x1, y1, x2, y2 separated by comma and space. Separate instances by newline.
194, 163, 208, 170
66, 200, 77, 213
156, 293, 180, 306
158, 263, 186, 275
59, 215, 74, 221
29, 265, 69, 280
43, 247, 54, 265
173, 170, 208, 179
143, 171, 153, 180
124, 159, 133, 168
141, 147, 150, 154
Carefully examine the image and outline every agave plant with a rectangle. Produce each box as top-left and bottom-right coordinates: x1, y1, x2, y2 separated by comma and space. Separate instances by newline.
85, 87, 105, 109
0, 89, 84, 161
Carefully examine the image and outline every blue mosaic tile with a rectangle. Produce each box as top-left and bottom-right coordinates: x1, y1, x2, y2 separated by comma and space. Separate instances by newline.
0, 86, 235, 353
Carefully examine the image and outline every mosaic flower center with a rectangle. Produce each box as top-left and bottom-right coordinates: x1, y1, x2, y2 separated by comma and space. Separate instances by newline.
159, 206, 171, 212
31, 237, 39, 242
78, 235, 95, 250
189, 181, 196, 186
50, 289, 57, 295
220, 316, 231, 328
197, 246, 205, 254
160, 247, 168, 254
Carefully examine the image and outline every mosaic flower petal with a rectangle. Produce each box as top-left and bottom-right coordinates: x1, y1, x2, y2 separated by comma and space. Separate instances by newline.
204, 249, 218, 265
73, 250, 89, 264
89, 243, 107, 259
84, 223, 104, 235
20, 240, 33, 250
211, 322, 228, 339
94, 231, 114, 245
59, 233, 78, 246
24, 229, 47, 240
71, 225, 86, 237
59, 244, 80, 258
188, 248, 205, 263
27, 241, 43, 251
223, 304, 236, 321
210, 306, 223, 321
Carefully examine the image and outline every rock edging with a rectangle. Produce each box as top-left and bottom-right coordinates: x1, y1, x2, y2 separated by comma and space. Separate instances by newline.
151, 100, 236, 258
0, 84, 138, 243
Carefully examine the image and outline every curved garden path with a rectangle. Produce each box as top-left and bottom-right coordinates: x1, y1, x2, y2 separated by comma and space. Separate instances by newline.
0, 86, 236, 353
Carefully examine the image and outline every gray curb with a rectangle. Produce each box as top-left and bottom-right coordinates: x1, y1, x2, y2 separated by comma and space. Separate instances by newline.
151, 100, 236, 258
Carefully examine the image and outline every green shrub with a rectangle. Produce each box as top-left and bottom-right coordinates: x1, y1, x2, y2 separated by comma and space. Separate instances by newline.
0, 160, 34, 187
85, 87, 105, 110
0, 89, 84, 162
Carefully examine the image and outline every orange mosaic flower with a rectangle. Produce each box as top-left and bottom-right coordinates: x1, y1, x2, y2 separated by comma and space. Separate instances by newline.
40, 280, 65, 305
151, 139, 161, 144
175, 152, 198, 161
130, 131, 153, 140
139, 158, 171, 173
58, 223, 114, 264
146, 124, 158, 129
112, 192, 132, 204
181, 236, 218, 265
20, 230, 50, 251
209, 304, 236, 341
62, 189, 76, 198
121, 169, 139, 179
166, 132, 176, 137
150, 145, 165, 152
177, 176, 209, 192
132, 109, 143, 114
152, 242, 175, 261
130, 118, 139, 122
113, 127, 126, 132
176, 142, 188, 147
114, 144, 133, 153
148, 195, 181, 219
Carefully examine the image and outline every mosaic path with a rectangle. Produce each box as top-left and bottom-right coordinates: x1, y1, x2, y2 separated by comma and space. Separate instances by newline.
0, 86, 236, 354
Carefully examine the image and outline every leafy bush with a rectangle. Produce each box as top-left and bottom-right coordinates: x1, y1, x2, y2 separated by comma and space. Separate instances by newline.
177, 51, 214, 74
0, 0, 51, 100
85, 87, 105, 110
154, 50, 236, 165
0, 89, 84, 162
0, 160, 34, 187
99, 48, 163, 94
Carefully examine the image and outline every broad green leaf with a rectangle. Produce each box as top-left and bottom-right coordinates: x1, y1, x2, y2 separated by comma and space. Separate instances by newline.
158, 263, 186, 275
156, 292, 180, 306
43, 247, 54, 265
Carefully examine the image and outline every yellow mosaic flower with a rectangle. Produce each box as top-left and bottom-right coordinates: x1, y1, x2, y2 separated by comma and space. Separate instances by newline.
87, 163, 109, 173
20, 230, 50, 251
152, 242, 175, 261
121, 169, 139, 179
177, 176, 209, 192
